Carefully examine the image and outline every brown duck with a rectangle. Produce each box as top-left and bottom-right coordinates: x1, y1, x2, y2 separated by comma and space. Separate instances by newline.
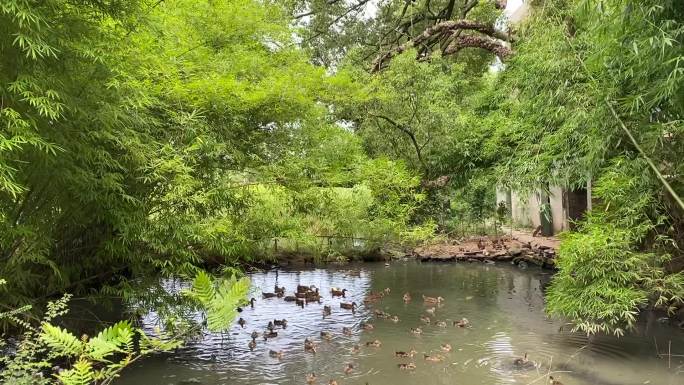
340, 302, 357, 311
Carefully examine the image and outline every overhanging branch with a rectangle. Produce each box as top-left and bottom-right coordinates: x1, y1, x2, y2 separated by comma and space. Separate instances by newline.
371, 19, 510, 72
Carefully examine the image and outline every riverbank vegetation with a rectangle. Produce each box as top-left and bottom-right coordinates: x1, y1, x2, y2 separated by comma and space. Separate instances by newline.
1, 0, 683, 382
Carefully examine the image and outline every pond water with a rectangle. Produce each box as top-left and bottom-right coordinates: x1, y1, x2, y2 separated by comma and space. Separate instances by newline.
116, 261, 684, 385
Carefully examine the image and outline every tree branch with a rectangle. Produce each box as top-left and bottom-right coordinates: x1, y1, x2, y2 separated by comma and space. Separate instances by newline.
371, 19, 510, 72
369, 113, 427, 172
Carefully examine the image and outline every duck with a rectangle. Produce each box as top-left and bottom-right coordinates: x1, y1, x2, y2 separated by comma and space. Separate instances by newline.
360, 321, 374, 331
238, 317, 246, 328
306, 296, 321, 305
304, 338, 317, 353
425, 307, 436, 315
283, 295, 297, 302
365, 339, 382, 347
350, 344, 361, 354
340, 302, 357, 311
344, 363, 354, 375
422, 295, 444, 304
410, 327, 422, 335
453, 318, 470, 328
320, 331, 333, 341
331, 288, 347, 297
323, 305, 331, 317
273, 319, 287, 328
262, 292, 277, 299
403, 292, 411, 302
397, 362, 416, 370
395, 349, 417, 358
424, 354, 443, 362
420, 315, 431, 324
236, 298, 256, 312
513, 353, 530, 367
435, 320, 447, 328
549, 376, 564, 385
269, 350, 283, 359
250, 331, 259, 339
267, 321, 275, 331
274, 285, 285, 295
248, 339, 256, 350
440, 343, 452, 352
342, 327, 352, 336
297, 285, 310, 293
263, 330, 277, 339
390, 315, 400, 323
306, 373, 316, 384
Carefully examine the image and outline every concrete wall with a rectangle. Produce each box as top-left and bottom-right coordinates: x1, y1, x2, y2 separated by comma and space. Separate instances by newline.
497, 184, 590, 235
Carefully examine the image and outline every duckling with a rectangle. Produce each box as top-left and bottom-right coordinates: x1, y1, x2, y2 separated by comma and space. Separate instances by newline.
397, 362, 416, 370
422, 295, 444, 304
360, 321, 374, 331
365, 339, 382, 347
262, 292, 277, 299
403, 292, 411, 303
424, 354, 443, 362
435, 320, 447, 328
283, 295, 297, 302
306, 296, 320, 305
395, 349, 417, 358
331, 288, 347, 297
249, 297, 256, 309
304, 338, 317, 353
274, 319, 287, 328
274, 285, 285, 295
453, 318, 470, 328
390, 315, 400, 323
425, 307, 436, 315
238, 317, 246, 328
440, 343, 452, 352
250, 331, 259, 340
297, 284, 311, 293
410, 327, 422, 335
320, 331, 333, 341
350, 344, 361, 354
549, 376, 564, 385
306, 373, 316, 384
263, 331, 277, 340
340, 302, 357, 311
269, 349, 284, 359
248, 339, 256, 351
344, 363, 354, 375
374, 309, 390, 318
383, 287, 391, 294
342, 327, 352, 336
420, 315, 431, 324
267, 321, 275, 331
323, 305, 332, 317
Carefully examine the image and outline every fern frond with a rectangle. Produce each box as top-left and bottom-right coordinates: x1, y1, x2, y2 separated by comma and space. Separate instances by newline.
40, 323, 82, 357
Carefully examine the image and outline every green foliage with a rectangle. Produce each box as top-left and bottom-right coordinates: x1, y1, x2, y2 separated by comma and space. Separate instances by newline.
186, 271, 251, 331
2, 290, 181, 385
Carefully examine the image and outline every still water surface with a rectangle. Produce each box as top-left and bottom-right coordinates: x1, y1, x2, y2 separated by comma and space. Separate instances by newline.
116, 261, 684, 385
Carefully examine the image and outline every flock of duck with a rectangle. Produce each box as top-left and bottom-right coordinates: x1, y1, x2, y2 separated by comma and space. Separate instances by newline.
235, 283, 563, 385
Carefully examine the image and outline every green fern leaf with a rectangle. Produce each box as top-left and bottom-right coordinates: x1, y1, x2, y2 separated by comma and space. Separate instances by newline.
40, 323, 82, 357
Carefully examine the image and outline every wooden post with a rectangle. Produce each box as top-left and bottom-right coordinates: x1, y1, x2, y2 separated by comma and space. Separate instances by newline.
274, 238, 278, 252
